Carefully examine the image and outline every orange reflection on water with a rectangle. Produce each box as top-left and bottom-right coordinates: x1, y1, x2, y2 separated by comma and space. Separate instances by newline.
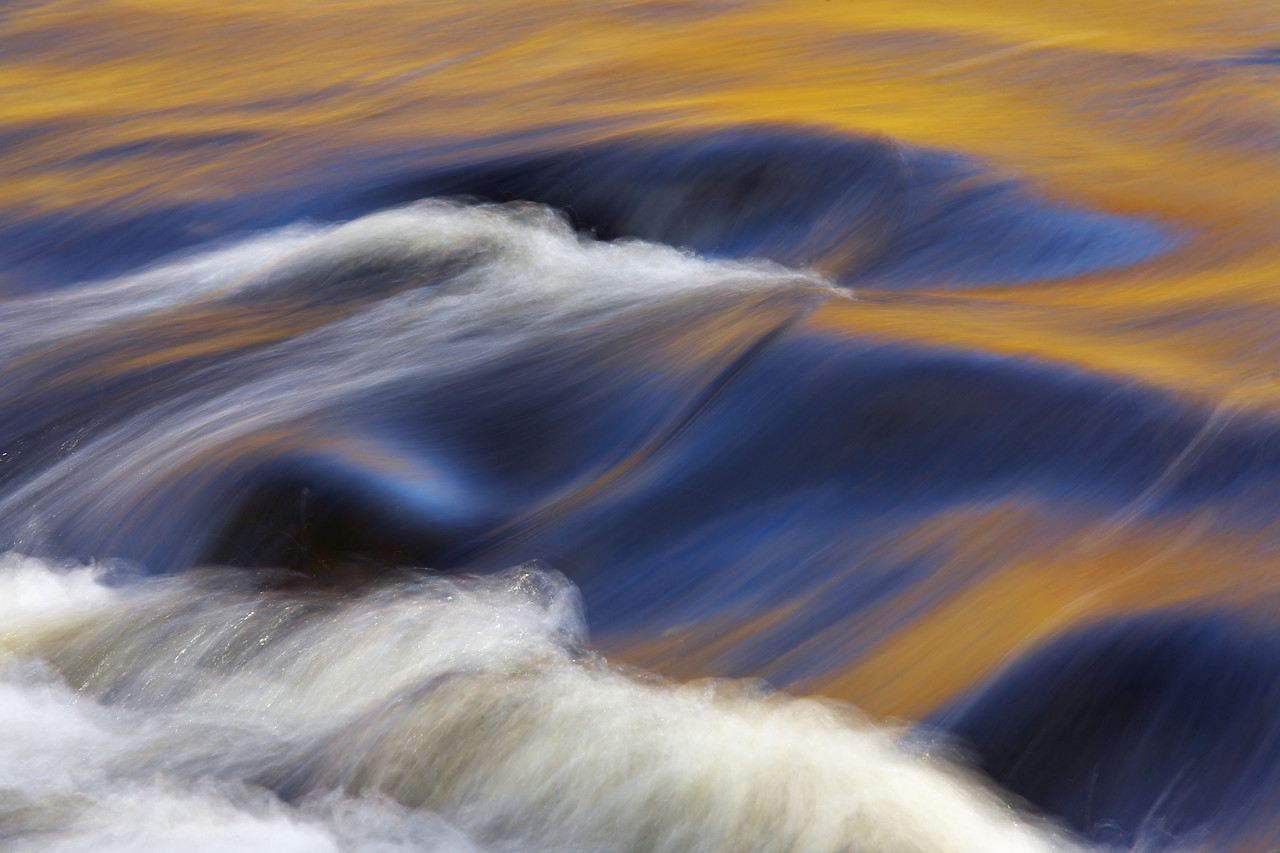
819, 503, 1280, 719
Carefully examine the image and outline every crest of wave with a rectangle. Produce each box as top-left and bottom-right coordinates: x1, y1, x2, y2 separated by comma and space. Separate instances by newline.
0, 200, 834, 568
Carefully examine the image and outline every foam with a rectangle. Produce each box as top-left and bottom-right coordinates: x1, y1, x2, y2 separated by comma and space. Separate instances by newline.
0, 558, 1079, 853
0, 554, 114, 647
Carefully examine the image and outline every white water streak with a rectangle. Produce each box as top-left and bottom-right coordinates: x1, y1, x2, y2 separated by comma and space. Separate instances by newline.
0, 555, 1077, 853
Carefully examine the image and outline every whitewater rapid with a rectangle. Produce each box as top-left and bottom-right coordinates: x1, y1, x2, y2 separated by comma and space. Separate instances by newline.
0, 554, 1078, 853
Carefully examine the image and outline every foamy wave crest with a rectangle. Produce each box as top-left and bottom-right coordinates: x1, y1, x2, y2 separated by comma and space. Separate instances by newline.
0, 556, 1078, 853
0, 201, 833, 570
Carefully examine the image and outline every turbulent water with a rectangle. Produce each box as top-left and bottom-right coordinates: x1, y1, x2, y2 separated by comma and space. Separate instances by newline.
4, 1, 1280, 851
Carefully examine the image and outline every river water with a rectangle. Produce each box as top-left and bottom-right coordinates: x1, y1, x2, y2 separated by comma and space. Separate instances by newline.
3, 2, 1280, 850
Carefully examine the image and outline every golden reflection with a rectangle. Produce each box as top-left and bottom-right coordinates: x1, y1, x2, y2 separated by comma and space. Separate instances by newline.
820, 503, 1280, 719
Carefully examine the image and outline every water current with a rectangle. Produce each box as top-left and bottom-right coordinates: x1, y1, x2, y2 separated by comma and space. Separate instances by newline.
4, 2, 1280, 850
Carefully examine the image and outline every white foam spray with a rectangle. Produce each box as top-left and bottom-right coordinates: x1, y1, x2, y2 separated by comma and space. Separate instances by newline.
0, 556, 1079, 853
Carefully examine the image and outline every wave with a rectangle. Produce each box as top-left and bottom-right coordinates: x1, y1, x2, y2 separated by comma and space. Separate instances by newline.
0, 127, 1175, 293
0, 202, 832, 572
0, 555, 1078, 853
355, 127, 1176, 288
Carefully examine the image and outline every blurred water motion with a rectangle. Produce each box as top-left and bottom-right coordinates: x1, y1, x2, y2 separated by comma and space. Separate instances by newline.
3, 1, 1280, 850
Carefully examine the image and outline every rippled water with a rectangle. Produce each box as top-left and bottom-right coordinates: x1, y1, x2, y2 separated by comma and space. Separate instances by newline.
4, 1, 1280, 850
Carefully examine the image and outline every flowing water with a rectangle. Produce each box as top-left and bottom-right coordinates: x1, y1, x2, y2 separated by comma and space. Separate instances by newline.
4, 1, 1280, 850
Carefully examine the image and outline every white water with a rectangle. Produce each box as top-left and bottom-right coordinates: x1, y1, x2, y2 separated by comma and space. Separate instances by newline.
0, 553, 1078, 853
